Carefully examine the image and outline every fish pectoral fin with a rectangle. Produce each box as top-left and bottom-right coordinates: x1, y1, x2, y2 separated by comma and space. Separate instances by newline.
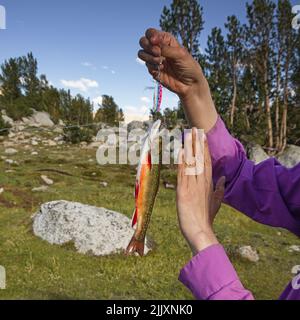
131, 208, 138, 227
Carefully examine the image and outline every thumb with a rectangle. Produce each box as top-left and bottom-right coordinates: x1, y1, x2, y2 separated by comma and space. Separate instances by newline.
214, 176, 226, 202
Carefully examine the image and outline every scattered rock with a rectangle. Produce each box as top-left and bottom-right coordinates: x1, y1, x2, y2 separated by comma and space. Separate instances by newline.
100, 181, 108, 188
8, 132, 16, 139
288, 245, 300, 253
164, 182, 176, 190
127, 121, 145, 132
292, 265, 300, 275
277, 145, 300, 169
237, 246, 259, 262
31, 140, 38, 146
0, 188, 4, 195
47, 140, 57, 147
41, 175, 54, 186
5, 159, 14, 165
22, 110, 54, 127
1, 114, 14, 126
4, 148, 18, 155
80, 142, 88, 148
31, 151, 38, 156
248, 144, 269, 164
32, 186, 49, 192
32, 201, 152, 256
87, 141, 103, 149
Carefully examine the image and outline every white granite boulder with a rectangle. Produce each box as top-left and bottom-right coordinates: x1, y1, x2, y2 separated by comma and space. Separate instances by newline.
22, 110, 54, 127
277, 145, 300, 169
32, 201, 151, 256
248, 144, 269, 164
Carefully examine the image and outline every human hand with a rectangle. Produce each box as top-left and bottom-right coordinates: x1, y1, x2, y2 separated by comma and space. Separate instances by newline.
138, 28, 218, 132
176, 128, 226, 255
138, 28, 206, 99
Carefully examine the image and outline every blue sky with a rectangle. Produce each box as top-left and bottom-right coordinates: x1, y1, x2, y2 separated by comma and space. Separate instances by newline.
0, 0, 298, 122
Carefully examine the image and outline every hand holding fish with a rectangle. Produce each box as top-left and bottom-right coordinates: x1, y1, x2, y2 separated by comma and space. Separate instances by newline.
176, 128, 226, 256
139, 28, 218, 133
138, 28, 205, 99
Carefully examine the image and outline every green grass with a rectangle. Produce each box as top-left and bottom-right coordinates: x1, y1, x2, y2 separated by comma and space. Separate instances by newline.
0, 141, 300, 300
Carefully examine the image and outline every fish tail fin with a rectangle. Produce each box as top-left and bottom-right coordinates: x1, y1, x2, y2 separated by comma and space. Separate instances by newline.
125, 236, 145, 257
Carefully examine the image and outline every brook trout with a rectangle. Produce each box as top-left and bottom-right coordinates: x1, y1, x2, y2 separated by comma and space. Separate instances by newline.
126, 120, 162, 257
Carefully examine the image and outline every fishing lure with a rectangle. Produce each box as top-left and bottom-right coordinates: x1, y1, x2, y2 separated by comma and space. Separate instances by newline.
153, 81, 163, 114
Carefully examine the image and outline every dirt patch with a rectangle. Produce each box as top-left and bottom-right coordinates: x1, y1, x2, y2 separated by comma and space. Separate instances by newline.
0, 186, 39, 210
0, 197, 15, 208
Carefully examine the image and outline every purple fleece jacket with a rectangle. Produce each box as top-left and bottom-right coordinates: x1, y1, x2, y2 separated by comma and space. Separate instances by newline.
179, 117, 300, 300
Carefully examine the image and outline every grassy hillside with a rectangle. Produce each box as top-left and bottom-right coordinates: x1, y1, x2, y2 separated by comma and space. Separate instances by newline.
0, 137, 300, 300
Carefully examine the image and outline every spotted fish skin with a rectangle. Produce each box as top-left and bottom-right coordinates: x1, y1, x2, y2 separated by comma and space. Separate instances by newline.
126, 121, 162, 257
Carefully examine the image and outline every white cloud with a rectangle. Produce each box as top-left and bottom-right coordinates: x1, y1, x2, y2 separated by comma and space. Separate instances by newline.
136, 57, 145, 65
82, 62, 97, 71
92, 96, 103, 108
124, 105, 149, 123
82, 62, 93, 67
140, 96, 151, 103
102, 66, 109, 70
60, 78, 99, 92
111, 70, 116, 75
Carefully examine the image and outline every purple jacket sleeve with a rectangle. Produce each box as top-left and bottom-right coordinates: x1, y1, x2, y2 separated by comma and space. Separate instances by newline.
207, 117, 300, 237
179, 244, 254, 300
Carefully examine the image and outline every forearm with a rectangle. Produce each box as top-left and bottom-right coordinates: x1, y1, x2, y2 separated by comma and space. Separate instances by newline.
179, 244, 254, 300
180, 79, 218, 133
187, 230, 219, 257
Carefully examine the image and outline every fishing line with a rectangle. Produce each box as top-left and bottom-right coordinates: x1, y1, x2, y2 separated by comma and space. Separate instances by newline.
151, 62, 163, 115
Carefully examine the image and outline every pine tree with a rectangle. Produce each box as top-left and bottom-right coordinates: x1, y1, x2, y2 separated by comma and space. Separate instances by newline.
276, 0, 297, 152
160, 0, 204, 57
205, 27, 230, 116
0, 58, 22, 106
94, 95, 122, 126
225, 15, 244, 127
245, 0, 276, 152
21, 52, 42, 109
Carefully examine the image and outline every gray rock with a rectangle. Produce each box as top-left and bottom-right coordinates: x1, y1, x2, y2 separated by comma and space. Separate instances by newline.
100, 181, 108, 188
238, 246, 259, 262
1, 114, 14, 126
41, 175, 54, 186
58, 119, 65, 127
22, 111, 54, 127
0, 188, 4, 195
47, 140, 57, 147
5, 159, 16, 165
248, 144, 269, 164
164, 182, 176, 190
128, 121, 145, 132
288, 245, 300, 253
291, 265, 300, 275
0, 265, 5, 290
31, 140, 38, 146
32, 186, 49, 192
277, 145, 300, 169
32, 200, 151, 256
4, 148, 18, 155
